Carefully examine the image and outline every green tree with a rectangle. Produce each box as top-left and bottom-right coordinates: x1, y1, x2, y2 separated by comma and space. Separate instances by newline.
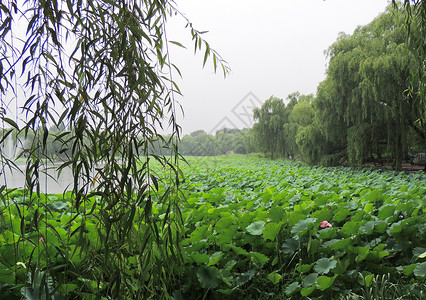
0, 0, 227, 297
190, 129, 207, 137
284, 93, 315, 158
241, 128, 258, 154
253, 96, 287, 159
314, 6, 423, 168
394, 0, 426, 168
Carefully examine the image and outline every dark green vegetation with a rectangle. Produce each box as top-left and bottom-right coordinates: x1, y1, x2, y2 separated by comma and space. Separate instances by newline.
0, 156, 425, 299
250, 5, 425, 169
0, 0, 226, 298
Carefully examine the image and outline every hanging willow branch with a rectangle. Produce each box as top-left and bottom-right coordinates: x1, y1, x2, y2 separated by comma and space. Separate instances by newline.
0, 0, 228, 298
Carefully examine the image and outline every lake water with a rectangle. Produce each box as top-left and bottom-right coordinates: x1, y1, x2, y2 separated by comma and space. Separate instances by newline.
1, 163, 92, 194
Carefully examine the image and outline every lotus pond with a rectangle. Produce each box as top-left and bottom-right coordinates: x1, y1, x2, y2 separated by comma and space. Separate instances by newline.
1, 155, 425, 299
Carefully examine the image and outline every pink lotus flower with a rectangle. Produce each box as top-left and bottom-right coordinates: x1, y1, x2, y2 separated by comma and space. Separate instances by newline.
320, 221, 332, 228
241, 208, 244, 212
39, 237, 45, 243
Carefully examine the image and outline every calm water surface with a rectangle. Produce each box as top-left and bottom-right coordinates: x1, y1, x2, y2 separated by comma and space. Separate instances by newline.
1, 163, 94, 194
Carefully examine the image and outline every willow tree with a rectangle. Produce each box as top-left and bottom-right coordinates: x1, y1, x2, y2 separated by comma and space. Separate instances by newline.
284, 93, 314, 158
316, 6, 422, 168
253, 96, 287, 159
0, 0, 227, 298
305, 79, 348, 166
394, 0, 426, 166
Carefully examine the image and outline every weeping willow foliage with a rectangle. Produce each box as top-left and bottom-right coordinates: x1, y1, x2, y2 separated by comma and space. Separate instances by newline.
0, 0, 228, 298
253, 97, 287, 159
395, 0, 426, 159
314, 5, 424, 168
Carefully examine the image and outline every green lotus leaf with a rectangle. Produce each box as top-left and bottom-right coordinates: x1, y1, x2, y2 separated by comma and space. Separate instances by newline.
188, 225, 209, 243
238, 213, 255, 228
223, 260, 236, 271
207, 251, 223, 266
331, 259, 350, 275
0, 265, 15, 285
301, 286, 316, 296
413, 262, 426, 278
215, 225, 238, 245
296, 263, 314, 273
321, 238, 351, 250
268, 206, 284, 222
191, 252, 209, 264
311, 208, 332, 225
333, 208, 350, 223
362, 274, 374, 287
282, 238, 299, 255
48, 201, 69, 211
302, 273, 318, 288
387, 220, 407, 235
363, 202, 376, 213
318, 227, 337, 239
355, 246, 370, 262
285, 282, 300, 295
58, 284, 79, 295
0, 230, 18, 244
263, 222, 282, 241
232, 246, 249, 256
267, 271, 282, 284
316, 275, 337, 291
215, 216, 234, 231
291, 218, 316, 237
341, 221, 361, 236
246, 221, 265, 236
314, 258, 337, 274
217, 288, 233, 295
413, 247, 426, 258
250, 251, 269, 264
378, 204, 395, 220
197, 266, 221, 289
402, 264, 417, 275
234, 269, 256, 286
359, 221, 376, 234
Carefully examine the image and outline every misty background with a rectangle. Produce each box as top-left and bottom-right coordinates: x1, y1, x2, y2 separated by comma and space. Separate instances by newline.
166, 0, 391, 134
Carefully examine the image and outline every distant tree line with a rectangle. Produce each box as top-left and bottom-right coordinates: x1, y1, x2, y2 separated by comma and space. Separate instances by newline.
1, 125, 258, 160
0, 123, 74, 161
251, 6, 425, 169
154, 128, 257, 157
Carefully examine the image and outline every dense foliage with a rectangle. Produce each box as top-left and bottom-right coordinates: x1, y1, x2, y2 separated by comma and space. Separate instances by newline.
0, 0, 227, 298
314, 6, 423, 168
162, 128, 256, 157
0, 156, 425, 299
252, 93, 314, 160
395, 0, 426, 137
177, 156, 425, 299
250, 6, 425, 169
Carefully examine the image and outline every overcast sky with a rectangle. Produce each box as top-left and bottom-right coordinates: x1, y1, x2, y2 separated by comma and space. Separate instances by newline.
166, 0, 391, 135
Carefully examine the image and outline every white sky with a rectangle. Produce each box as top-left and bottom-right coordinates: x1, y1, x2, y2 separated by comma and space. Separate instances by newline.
166, 0, 391, 135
